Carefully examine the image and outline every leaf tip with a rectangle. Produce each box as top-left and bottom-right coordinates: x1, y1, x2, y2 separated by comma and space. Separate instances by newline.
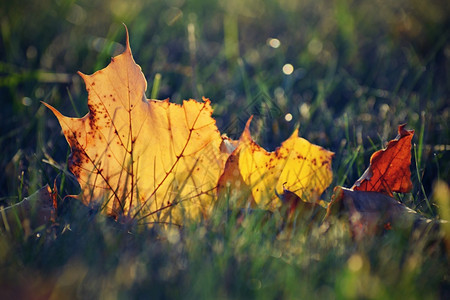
291, 128, 300, 138
398, 123, 414, 138
77, 71, 87, 80
41, 101, 64, 119
243, 115, 254, 139
123, 24, 131, 53
325, 186, 345, 219
202, 96, 211, 105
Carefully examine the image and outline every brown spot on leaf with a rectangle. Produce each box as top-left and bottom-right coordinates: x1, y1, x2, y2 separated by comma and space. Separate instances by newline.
45, 31, 230, 226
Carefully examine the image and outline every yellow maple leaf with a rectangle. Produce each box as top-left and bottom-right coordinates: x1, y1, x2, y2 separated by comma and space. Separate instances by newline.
44, 29, 227, 226
218, 117, 334, 211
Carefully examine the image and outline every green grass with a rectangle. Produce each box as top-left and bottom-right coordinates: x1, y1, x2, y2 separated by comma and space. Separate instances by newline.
0, 0, 449, 298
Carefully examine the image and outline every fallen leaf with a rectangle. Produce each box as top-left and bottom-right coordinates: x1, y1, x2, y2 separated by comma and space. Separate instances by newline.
218, 117, 334, 211
326, 186, 424, 240
323, 125, 439, 240
277, 188, 326, 224
352, 124, 414, 196
44, 29, 227, 226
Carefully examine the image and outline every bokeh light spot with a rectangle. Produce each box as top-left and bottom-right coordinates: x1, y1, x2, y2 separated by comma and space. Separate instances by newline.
282, 64, 294, 75
22, 97, 32, 106
308, 38, 323, 55
284, 113, 293, 122
267, 38, 281, 48
348, 254, 363, 272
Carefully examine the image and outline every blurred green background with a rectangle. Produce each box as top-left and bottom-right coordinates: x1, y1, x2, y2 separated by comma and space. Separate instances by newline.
1, 0, 449, 207
0, 1, 449, 299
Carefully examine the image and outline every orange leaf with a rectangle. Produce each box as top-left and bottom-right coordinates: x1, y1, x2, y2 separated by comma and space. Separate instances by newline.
44, 28, 227, 225
218, 117, 334, 211
352, 124, 414, 196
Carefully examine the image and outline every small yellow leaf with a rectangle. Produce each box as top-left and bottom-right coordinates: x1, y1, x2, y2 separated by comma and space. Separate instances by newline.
218, 117, 334, 210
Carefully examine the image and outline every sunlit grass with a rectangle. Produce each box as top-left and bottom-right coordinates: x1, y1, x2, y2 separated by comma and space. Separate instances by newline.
0, 0, 449, 298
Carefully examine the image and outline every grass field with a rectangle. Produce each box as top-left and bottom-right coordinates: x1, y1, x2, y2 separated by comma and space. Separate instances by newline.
0, 0, 449, 299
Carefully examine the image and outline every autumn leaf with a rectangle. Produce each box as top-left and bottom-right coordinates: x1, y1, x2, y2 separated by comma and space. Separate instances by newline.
44, 29, 227, 226
217, 117, 334, 211
325, 125, 422, 238
326, 186, 435, 240
352, 124, 414, 196
277, 188, 326, 225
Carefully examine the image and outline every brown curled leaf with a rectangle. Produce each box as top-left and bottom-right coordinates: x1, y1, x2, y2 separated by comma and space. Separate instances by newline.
326, 186, 439, 241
